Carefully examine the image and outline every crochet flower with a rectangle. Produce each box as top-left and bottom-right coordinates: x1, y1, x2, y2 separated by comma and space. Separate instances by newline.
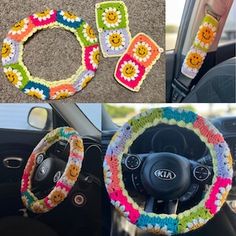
106, 30, 125, 51
186, 218, 207, 232
82, 23, 98, 44
215, 185, 231, 211
2, 38, 16, 65
104, 161, 112, 186
59, 11, 80, 23
197, 22, 216, 47
89, 47, 100, 70
186, 48, 205, 71
24, 87, 47, 100
9, 18, 30, 35
48, 188, 67, 206
51, 89, 74, 100
111, 200, 129, 217
32, 9, 55, 22
3, 67, 23, 88
102, 7, 122, 28
120, 60, 140, 81
133, 42, 152, 62
140, 224, 172, 235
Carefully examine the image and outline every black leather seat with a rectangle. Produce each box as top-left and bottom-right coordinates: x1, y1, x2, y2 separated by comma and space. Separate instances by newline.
183, 57, 236, 103
0, 216, 59, 236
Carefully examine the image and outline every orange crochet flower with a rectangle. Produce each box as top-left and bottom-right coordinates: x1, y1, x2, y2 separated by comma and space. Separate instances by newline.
186, 52, 203, 69
197, 26, 215, 44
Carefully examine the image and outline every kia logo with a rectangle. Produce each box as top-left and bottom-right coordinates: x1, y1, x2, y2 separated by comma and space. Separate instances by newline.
154, 169, 176, 180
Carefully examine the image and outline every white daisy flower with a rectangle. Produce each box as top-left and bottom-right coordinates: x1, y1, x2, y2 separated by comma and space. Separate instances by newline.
60, 11, 80, 23
24, 87, 46, 100
120, 60, 140, 82
133, 42, 152, 62
2, 39, 16, 65
215, 185, 231, 211
10, 18, 29, 35
103, 164, 112, 185
186, 218, 207, 232
33, 10, 54, 22
3, 67, 23, 88
102, 7, 122, 28
51, 89, 74, 100
111, 200, 129, 217
105, 30, 125, 51
141, 224, 172, 235
82, 23, 97, 43
89, 47, 100, 69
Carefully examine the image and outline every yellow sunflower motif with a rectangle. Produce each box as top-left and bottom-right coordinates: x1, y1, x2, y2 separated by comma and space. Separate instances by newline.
52, 89, 74, 100
49, 189, 67, 206
81, 76, 93, 89
89, 47, 100, 69
65, 164, 80, 181
3, 67, 23, 88
197, 23, 216, 45
24, 87, 46, 100
133, 42, 152, 62
120, 60, 140, 82
2, 41, 13, 59
83, 23, 97, 43
33, 9, 54, 21
186, 50, 204, 70
102, 7, 122, 28
106, 31, 125, 50
60, 11, 80, 23
31, 202, 46, 213
10, 19, 29, 35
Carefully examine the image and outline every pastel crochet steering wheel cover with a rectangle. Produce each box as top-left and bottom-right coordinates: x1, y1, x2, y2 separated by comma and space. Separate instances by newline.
21, 127, 84, 213
104, 107, 233, 235
2, 10, 100, 100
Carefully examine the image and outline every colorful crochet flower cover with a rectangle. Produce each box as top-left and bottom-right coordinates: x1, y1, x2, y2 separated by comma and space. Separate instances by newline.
104, 107, 233, 235
2, 10, 100, 100
182, 14, 219, 79
95, 1, 131, 58
114, 33, 163, 92
21, 127, 84, 213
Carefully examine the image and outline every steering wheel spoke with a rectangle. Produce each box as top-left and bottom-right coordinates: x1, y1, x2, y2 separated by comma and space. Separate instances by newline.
164, 199, 179, 214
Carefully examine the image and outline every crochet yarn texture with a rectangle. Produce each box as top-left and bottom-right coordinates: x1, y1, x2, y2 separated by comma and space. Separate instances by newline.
104, 107, 233, 235
21, 127, 84, 213
2, 10, 100, 100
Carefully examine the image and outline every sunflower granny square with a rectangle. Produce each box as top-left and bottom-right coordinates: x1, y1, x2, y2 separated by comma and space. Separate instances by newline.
114, 33, 163, 92
181, 14, 219, 79
95, 1, 131, 58
2, 9, 100, 100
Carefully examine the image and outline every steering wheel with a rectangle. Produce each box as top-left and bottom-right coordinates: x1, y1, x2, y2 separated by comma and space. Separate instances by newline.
21, 127, 84, 213
104, 107, 233, 235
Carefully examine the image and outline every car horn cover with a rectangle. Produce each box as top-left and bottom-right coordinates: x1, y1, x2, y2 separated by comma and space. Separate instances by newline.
2, 10, 100, 100
104, 107, 233, 235
21, 127, 84, 213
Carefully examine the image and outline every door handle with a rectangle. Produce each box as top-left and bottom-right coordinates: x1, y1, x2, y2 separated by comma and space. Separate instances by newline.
3, 157, 23, 169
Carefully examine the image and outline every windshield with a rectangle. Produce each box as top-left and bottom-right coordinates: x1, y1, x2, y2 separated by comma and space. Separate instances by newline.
105, 103, 236, 126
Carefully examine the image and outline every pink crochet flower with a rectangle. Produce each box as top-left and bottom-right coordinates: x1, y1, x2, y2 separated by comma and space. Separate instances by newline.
30, 10, 57, 27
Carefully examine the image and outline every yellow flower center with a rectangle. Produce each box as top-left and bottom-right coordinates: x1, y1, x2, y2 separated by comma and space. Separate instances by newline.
136, 45, 148, 58
92, 50, 100, 65
198, 26, 214, 44
86, 25, 96, 39
12, 20, 26, 31
109, 33, 122, 47
105, 11, 118, 24
5, 71, 19, 84
27, 91, 43, 99
122, 64, 136, 78
63, 12, 78, 20
2, 43, 11, 58
186, 52, 203, 69
82, 76, 93, 88
35, 9, 51, 18
189, 223, 203, 231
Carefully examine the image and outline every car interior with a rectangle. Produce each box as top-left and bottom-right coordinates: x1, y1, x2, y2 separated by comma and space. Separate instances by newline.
102, 105, 236, 236
166, 0, 236, 103
0, 104, 107, 236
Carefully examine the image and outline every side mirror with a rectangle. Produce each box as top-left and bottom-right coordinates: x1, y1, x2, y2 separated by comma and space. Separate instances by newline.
27, 107, 52, 130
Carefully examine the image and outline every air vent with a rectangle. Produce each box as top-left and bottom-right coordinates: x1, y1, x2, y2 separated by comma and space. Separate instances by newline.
223, 119, 236, 132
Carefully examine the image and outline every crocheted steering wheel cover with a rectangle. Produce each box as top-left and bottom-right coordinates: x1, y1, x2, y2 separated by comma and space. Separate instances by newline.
2, 10, 100, 100
21, 127, 84, 213
104, 107, 233, 235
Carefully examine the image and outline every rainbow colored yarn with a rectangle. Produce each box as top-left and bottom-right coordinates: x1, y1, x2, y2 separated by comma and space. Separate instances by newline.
95, 1, 131, 58
2, 10, 100, 100
21, 127, 84, 213
182, 14, 219, 79
104, 107, 233, 235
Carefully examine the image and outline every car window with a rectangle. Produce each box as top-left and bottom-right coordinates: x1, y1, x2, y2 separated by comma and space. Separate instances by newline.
166, 0, 186, 50
0, 104, 51, 130
219, 0, 236, 44
105, 103, 236, 126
